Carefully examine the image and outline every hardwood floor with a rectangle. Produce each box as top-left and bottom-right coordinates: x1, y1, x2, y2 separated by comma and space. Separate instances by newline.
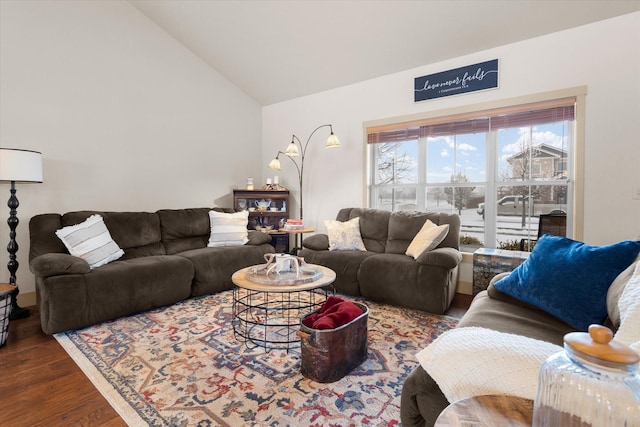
0, 306, 126, 427
0, 294, 472, 426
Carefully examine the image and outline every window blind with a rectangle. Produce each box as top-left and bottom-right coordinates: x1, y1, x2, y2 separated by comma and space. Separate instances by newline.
367, 98, 575, 144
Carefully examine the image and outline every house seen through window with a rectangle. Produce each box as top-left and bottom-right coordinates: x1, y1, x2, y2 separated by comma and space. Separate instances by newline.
366, 97, 576, 252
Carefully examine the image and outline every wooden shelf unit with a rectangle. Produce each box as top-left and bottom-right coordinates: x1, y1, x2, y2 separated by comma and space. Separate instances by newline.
233, 189, 290, 253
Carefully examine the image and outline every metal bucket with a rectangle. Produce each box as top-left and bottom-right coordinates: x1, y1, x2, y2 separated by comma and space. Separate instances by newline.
298, 302, 368, 383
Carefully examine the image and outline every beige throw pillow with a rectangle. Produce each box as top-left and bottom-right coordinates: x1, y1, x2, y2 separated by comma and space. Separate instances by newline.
406, 219, 449, 259
324, 217, 367, 251
208, 210, 249, 247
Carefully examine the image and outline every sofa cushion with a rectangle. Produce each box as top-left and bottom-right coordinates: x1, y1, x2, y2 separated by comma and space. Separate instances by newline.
386, 211, 459, 254
37, 255, 194, 334
247, 230, 273, 245
405, 220, 449, 259
336, 208, 389, 253
29, 213, 67, 261
157, 208, 212, 254
325, 217, 366, 251
459, 291, 575, 346
178, 244, 274, 297
207, 210, 249, 247
55, 214, 124, 269
494, 235, 640, 331
60, 211, 164, 260
302, 233, 329, 251
359, 253, 455, 314
298, 248, 376, 296
387, 211, 436, 254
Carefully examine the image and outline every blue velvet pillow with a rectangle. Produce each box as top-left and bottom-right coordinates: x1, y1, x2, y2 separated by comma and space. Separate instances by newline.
494, 235, 640, 331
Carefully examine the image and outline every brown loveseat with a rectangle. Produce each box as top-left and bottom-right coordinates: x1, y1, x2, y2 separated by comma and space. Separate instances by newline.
299, 208, 462, 314
29, 208, 274, 334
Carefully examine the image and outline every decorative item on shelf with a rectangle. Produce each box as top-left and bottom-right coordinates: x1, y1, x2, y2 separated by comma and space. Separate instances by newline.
246, 177, 254, 190
261, 182, 288, 191
0, 148, 43, 320
284, 219, 304, 230
268, 124, 340, 220
255, 199, 271, 211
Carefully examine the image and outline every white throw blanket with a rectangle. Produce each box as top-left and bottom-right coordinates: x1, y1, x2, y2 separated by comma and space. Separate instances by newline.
416, 327, 561, 402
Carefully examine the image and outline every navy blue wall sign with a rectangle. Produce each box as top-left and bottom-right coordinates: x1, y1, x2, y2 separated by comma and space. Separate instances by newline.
414, 59, 499, 102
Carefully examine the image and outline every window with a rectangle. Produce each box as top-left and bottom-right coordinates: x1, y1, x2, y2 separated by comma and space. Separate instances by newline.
366, 91, 584, 252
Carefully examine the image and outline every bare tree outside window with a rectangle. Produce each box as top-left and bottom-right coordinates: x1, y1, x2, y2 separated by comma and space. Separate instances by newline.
444, 172, 475, 215
375, 142, 417, 185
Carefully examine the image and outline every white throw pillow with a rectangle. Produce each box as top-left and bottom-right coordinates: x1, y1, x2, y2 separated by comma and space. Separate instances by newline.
405, 219, 449, 259
324, 217, 367, 251
55, 214, 124, 269
613, 261, 640, 347
208, 210, 249, 247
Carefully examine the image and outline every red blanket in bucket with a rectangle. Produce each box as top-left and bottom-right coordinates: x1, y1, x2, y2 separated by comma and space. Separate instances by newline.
302, 296, 363, 330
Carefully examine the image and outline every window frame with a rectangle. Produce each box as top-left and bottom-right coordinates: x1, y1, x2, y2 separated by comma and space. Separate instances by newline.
363, 87, 586, 250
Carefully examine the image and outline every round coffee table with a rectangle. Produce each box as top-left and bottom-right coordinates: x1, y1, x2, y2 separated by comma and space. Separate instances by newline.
435, 394, 533, 427
231, 264, 336, 352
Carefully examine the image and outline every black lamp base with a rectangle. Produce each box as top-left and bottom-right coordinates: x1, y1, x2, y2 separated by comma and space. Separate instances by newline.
9, 290, 30, 320
9, 303, 30, 320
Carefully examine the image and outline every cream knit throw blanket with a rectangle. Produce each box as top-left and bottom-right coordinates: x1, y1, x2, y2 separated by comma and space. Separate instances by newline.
416, 327, 562, 403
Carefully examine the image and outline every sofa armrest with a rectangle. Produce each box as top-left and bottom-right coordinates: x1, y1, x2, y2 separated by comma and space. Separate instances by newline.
246, 230, 272, 245
415, 247, 462, 269
302, 233, 329, 251
30, 253, 90, 277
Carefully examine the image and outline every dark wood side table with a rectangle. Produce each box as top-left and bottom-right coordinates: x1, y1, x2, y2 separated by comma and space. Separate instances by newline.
435, 394, 533, 427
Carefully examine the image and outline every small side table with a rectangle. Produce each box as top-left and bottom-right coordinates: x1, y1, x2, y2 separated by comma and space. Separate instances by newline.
472, 248, 529, 296
1, 283, 18, 347
435, 394, 533, 427
275, 227, 315, 254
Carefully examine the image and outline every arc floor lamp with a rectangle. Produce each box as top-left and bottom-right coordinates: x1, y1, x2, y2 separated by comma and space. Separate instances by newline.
0, 148, 43, 320
268, 124, 340, 220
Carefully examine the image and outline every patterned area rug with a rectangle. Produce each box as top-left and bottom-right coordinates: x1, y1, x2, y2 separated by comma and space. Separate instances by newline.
55, 290, 457, 426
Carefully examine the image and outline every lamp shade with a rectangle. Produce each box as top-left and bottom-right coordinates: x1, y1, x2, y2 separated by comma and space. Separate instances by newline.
284, 141, 300, 157
326, 132, 340, 148
0, 148, 43, 183
268, 157, 282, 171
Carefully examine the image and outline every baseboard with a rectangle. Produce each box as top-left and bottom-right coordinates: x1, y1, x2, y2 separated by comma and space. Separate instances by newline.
456, 280, 472, 295
17, 291, 36, 308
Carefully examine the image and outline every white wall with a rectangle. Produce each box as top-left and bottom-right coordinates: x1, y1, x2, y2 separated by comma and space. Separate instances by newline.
263, 12, 640, 289
0, 1, 262, 298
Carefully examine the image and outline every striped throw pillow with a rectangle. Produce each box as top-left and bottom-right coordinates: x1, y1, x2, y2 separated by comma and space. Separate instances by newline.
208, 210, 249, 247
55, 214, 124, 269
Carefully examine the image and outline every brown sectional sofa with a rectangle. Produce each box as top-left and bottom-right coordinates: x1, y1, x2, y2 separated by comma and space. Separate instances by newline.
299, 208, 462, 315
29, 207, 274, 334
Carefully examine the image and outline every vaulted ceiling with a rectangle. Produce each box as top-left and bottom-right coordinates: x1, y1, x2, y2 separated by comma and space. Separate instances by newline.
129, 0, 640, 106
